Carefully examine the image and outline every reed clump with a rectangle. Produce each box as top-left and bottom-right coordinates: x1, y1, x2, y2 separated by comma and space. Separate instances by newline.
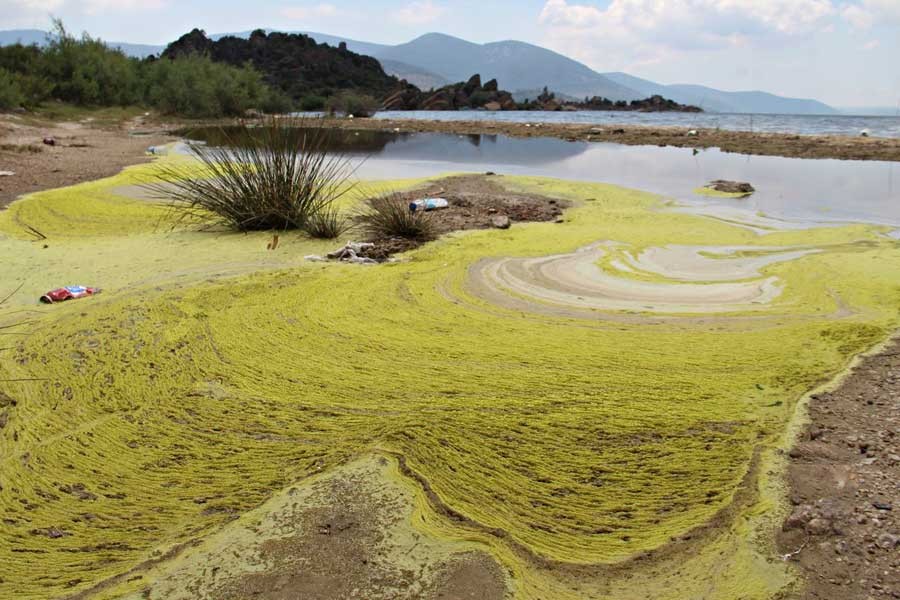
149, 117, 355, 236
356, 191, 437, 241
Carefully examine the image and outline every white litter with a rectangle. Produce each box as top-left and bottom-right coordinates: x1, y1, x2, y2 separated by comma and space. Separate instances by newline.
409, 198, 449, 212
325, 241, 377, 264
0, 171, 14, 177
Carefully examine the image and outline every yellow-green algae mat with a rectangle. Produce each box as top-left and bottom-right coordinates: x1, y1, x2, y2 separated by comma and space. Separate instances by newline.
1, 156, 899, 600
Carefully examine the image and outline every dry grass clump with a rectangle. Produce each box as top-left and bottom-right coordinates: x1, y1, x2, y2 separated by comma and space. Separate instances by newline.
148, 117, 356, 236
356, 191, 436, 241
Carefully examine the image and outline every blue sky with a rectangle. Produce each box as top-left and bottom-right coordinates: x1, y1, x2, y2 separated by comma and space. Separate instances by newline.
2, 0, 899, 108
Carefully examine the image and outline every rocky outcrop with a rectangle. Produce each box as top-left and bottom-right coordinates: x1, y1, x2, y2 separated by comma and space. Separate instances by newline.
381, 73, 519, 111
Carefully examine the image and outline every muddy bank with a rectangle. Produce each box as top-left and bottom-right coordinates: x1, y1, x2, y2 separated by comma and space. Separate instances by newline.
320, 117, 900, 162
779, 338, 900, 599
355, 174, 566, 260
0, 113, 174, 210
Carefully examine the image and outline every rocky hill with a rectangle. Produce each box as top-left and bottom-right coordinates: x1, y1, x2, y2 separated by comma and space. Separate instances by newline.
383, 74, 517, 111
162, 29, 402, 104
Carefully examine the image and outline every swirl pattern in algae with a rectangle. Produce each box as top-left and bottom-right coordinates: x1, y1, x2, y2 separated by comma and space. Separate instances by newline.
1, 158, 900, 599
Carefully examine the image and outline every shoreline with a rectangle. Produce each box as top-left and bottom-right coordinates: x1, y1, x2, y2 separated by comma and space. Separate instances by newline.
320, 116, 900, 162
2, 111, 898, 598
778, 336, 899, 599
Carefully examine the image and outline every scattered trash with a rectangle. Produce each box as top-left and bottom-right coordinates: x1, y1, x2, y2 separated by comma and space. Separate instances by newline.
304, 255, 328, 262
0, 171, 14, 177
42, 137, 56, 147
409, 198, 449, 212
40, 285, 100, 304
687, 129, 698, 137
146, 145, 167, 156
705, 180, 755, 195
267, 234, 280, 251
860, 129, 870, 137
324, 242, 377, 264
393, 128, 401, 132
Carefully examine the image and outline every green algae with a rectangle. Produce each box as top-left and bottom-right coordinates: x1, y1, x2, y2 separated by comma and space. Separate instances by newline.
693, 186, 753, 199
1, 158, 900, 599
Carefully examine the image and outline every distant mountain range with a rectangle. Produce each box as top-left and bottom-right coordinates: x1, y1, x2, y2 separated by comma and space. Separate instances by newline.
0, 28, 162, 58
0, 28, 848, 115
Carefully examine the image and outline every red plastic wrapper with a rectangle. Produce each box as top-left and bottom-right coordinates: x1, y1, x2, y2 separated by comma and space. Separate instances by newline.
40, 286, 100, 304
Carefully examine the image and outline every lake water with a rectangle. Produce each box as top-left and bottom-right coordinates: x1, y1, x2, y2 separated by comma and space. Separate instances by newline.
180, 127, 900, 230
373, 110, 900, 139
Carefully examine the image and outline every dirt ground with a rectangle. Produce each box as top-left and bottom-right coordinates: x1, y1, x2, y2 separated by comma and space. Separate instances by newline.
358, 174, 567, 259
320, 117, 900, 162
778, 339, 900, 599
0, 112, 174, 209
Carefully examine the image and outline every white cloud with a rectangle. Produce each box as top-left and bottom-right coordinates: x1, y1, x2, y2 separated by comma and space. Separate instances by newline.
281, 3, 341, 20
841, 0, 900, 30
538, 0, 838, 71
391, 0, 445, 26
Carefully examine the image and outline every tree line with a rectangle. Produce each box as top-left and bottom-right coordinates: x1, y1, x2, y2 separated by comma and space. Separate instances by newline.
0, 22, 291, 117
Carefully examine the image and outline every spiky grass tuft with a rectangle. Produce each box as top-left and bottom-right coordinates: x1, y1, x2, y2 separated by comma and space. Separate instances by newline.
147, 117, 357, 233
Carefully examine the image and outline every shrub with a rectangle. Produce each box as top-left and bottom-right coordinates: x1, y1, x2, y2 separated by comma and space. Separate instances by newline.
305, 205, 350, 239
326, 92, 378, 118
299, 95, 327, 111
147, 117, 359, 232
142, 56, 272, 118
0, 69, 25, 110
356, 192, 436, 241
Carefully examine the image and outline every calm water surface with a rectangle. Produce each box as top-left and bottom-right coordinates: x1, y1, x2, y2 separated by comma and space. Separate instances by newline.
181, 127, 900, 229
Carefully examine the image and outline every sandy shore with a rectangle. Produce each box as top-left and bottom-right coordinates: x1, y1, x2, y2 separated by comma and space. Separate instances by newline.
321, 116, 900, 162
0, 113, 174, 210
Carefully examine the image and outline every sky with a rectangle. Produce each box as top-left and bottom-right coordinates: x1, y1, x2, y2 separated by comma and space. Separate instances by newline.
1, 0, 899, 108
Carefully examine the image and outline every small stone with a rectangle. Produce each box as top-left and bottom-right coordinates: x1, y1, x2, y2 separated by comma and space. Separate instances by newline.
806, 517, 833, 536
876, 533, 899, 549
785, 505, 815, 530
872, 502, 893, 511
491, 215, 511, 230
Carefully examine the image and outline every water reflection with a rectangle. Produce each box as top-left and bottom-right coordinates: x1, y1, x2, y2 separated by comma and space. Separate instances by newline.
181, 127, 900, 228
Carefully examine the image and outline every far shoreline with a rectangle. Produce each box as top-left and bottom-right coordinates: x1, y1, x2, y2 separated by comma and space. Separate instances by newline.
314, 115, 900, 162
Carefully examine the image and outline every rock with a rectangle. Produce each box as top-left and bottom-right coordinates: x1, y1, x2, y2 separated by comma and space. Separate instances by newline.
484, 101, 502, 112
784, 505, 815, 530
687, 129, 698, 136
706, 180, 755, 195
860, 129, 871, 137
806, 517, 833, 536
463, 74, 482, 95
483, 78, 499, 92
872, 501, 893, 511
876, 533, 899, 549
491, 215, 511, 230
42, 137, 56, 146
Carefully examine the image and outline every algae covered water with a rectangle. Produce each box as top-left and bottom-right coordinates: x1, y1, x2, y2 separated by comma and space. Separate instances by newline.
4, 135, 900, 599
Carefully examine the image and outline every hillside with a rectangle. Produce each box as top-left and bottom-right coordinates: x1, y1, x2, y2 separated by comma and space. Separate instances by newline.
1, 28, 842, 115
163, 29, 402, 103
374, 33, 640, 102
603, 72, 838, 115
